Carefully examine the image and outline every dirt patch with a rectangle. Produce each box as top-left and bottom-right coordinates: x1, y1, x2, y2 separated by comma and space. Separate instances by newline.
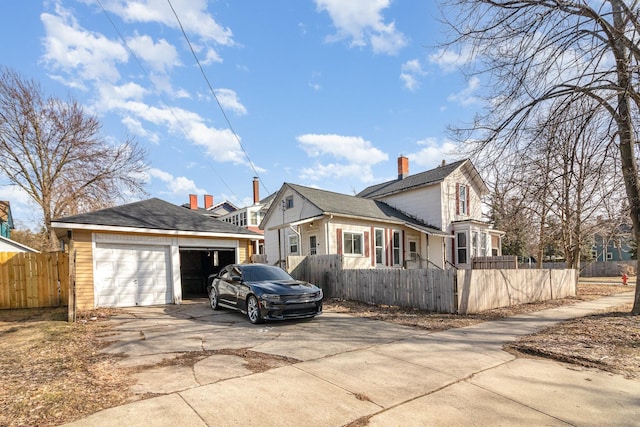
142, 347, 300, 374
506, 302, 640, 379
0, 307, 132, 427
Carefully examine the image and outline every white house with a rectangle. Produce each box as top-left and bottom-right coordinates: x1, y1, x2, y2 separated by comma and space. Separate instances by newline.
358, 157, 504, 268
260, 157, 503, 269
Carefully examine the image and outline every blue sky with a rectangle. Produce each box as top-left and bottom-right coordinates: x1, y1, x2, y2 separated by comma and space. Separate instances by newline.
0, 0, 480, 228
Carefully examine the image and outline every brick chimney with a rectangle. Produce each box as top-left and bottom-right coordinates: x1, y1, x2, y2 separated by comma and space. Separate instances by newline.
204, 194, 214, 209
189, 194, 198, 210
253, 177, 260, 204
398, 155, 409, 180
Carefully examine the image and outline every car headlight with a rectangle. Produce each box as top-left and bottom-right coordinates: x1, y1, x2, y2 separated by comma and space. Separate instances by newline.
317, 289, 323, 299
261, 293, 281, 302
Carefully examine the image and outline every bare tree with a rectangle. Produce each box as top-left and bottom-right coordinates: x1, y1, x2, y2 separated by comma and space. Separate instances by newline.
0, 67, 148, 250
442, 0, 640, 314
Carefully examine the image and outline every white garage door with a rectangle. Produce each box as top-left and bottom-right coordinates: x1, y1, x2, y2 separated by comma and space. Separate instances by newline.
94, 243, 172, 307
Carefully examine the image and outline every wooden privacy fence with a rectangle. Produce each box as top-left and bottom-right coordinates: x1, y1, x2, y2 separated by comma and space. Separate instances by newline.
289, 255, 577, 315
0, 252, 69, 309
456, 268, 576, 314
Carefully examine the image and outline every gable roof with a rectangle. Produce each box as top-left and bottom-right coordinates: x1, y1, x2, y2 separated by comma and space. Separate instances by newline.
266, 183, 449, 236
357, 159, 487, 199
51, 198, 261, 238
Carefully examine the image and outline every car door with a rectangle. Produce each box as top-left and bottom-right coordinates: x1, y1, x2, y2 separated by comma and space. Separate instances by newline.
216, 266, 238, 307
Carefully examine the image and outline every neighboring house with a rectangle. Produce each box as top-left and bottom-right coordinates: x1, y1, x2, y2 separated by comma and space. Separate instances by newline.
0, 235, 38, 253
0, 201, 14, 239
592, 223, 634, 262
51, 198, 262, 310
260, 157, 502, 269
182, 193, 238, 218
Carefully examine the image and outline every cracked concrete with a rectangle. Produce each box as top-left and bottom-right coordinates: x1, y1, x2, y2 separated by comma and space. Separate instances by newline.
65, 294, 640, 427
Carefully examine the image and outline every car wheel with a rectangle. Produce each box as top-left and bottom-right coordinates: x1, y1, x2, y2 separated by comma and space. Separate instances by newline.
246, 295, 264, 324
209, 287, 220, 310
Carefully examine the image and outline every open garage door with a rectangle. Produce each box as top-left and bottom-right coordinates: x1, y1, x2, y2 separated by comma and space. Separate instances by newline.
94, 243, 172, 307
179, 248, 236, 298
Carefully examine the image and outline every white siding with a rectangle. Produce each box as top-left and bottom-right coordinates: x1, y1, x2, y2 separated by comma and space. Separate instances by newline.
375, 184, 444, 229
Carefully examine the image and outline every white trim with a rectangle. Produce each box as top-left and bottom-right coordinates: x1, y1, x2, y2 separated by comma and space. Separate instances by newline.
51, 222, 261, 240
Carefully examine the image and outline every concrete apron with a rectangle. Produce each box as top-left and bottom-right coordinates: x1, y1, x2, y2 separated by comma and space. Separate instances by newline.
65, 293, 639, 427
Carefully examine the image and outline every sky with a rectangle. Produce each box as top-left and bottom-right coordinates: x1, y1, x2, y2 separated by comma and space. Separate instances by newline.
0, 0, 480, 229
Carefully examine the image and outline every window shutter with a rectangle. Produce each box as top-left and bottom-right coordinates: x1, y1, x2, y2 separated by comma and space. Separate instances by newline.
336, 228, 342, 255
467, 187, 470, 216
455, 183, 460, 215
364, 230, 370, 259
370, 227, 375, 266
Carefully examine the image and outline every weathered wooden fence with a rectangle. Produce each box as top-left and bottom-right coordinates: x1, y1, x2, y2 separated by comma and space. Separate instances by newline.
457, 268, 576, 314
289, 255, 577, 315
473, 255, 518, 269
0, 252, 69, 309
289, 255, 457, 313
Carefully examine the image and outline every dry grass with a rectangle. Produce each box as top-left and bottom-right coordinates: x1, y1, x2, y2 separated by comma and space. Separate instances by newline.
0, 281, 636, 426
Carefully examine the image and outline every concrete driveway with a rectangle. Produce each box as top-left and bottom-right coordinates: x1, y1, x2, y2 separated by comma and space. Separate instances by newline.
67, 294, 639, 426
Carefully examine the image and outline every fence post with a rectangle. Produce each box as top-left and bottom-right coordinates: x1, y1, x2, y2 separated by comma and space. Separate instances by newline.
67, 245, 76, 323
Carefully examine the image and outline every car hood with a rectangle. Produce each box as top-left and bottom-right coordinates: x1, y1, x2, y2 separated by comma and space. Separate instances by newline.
251, 280, 319, 294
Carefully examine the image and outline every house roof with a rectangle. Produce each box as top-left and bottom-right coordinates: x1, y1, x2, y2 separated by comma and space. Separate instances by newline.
274, 183, 449, 236
357, 159, 487, 199
0, 235, 38, 253
52, 198, 262, 238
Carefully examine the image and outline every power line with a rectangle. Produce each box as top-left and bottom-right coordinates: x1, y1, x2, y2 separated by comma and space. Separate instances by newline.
166, 0, 271, 196
96, 0, 240, 201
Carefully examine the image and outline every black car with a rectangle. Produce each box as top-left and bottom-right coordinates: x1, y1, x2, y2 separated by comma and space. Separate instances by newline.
206, 264, 323, 324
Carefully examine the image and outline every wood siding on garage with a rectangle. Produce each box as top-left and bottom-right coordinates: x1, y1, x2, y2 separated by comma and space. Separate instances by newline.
72, 231, 95, 311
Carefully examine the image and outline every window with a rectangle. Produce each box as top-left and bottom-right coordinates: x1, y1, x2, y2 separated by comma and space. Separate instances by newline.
459, 184, 468, 215
288, 234, 299, 254
309, 235, 317, 255
606, 252, 613, 260
392, 231, 401, 265
285, 196, 294, 209
344, 232, 363, 255
374, 228, 385, 265
408, 239, 418, 260
456, 231, 468, 264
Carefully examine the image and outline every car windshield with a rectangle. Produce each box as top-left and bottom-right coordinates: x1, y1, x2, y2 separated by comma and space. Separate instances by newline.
242, 265, 294, 282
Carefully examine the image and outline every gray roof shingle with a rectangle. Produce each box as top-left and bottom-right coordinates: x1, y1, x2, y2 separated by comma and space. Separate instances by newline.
357, 159, 467, 198
287, 184, 447, 235
52, 198, 260, 236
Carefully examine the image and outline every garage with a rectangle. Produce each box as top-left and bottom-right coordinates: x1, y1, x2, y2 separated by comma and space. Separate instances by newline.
94, 243, 172, 307
51, 198, 262, 310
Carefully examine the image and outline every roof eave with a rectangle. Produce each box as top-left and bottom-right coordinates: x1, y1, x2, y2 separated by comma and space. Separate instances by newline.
51, 222, 263, 240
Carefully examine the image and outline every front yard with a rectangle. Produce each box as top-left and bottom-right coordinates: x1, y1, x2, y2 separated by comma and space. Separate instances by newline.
0, 281, 636, 427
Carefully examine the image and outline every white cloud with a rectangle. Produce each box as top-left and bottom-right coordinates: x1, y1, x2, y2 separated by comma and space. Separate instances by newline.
41, 6, 128, 83
408, 138, 461, 169
100, 0, 234, 46
297, 134, 388, 182
429, 45, 475, 73
121, 116, 160, 144
148, 167, 206, 195
315, 0, 407, 55
400, 59, 426, 91
214, 88, 247, 116
126, 34, 181, 73
447, 76, 482, 107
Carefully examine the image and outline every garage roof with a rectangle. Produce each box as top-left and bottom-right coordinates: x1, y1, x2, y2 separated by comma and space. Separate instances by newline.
51, 198, 262, 238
